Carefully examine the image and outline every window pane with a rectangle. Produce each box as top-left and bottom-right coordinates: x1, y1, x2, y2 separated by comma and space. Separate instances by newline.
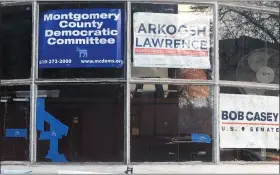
220, 87, 279, 162
131, 84, 213, 162
38, 2, 125, 79
131, 3, 214, 80
219, 3, 279, 84
0, 86, 30, 161
0, 4, 32, 79
36, 84, 124, 162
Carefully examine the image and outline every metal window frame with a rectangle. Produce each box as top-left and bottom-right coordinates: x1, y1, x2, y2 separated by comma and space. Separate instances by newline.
218, 2, 279, 15
0, 0, 279, 166
30, 0, 39, 164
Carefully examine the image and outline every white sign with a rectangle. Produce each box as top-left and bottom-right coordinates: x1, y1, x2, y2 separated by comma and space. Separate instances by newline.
219, 94, 279, 149
133, 12, 211, 69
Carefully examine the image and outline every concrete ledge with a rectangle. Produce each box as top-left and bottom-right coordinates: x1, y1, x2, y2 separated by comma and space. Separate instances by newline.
1, 164, 279, 174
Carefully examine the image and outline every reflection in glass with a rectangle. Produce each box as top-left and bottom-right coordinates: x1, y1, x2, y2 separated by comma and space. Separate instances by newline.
227, 1, 280, 8
220, 87, 279, 162
131, 3, 214, 80
36, 84, 124, 162
0, 4, 32, 79
219, 5, 280, 83
130, 84, 213, 162
0, 86, 30, 161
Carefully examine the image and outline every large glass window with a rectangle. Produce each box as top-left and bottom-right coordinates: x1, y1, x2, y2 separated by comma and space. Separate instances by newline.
36, 84, 124, 162
131, 3, 214, 80
0, 86, 30, 161
0, 4, 32, 79
0, 0, 278, 166
38, 2, 126, 79
131, 84, 213, 162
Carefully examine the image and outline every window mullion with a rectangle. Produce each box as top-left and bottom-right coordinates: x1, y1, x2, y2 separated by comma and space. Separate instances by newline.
125, 0, 132, 165
30, 0, 39, 164
213, 1, 220, 164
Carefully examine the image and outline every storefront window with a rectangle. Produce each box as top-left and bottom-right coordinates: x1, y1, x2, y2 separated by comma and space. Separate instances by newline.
131, 3, 214, 80
36, 84, 124, 162
38, 2, 126, 79
0, 4, 32, 79
131, 84, 213, 162
0, 0, 279, 171
0, 86, 30, 161
219, 4, 279, 84
220, 87, 279, 162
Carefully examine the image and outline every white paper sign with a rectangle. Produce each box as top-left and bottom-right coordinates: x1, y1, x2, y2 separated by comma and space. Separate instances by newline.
133, 12, 211, 69
219, 94, 279, 149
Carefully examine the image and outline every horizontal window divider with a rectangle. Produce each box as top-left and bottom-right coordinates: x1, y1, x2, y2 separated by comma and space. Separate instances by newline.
130, 162, 217, 165
1, 161, 278, 166
32, 162, 127, 165
34, 78, 126, 84
128, 0, 215, 5
1, 2, 32, 6
129, 78, 215, 85
1, 161, 31, 165
36, 1, 126, 5
34, 0, 216, 3
218, 161, 280, 165
129, 161, 280, 165
219, 2, 279, 15
219, 80, 280, 90
0, 79, 32, 86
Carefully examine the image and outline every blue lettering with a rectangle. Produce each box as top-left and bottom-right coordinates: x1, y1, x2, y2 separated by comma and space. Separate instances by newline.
254, 112, 261, 121
143, 38, 152, 47
151, 38, 164, 47
174, 39, 181, 48
148, 24, 156, 34
238, 111, 244, 120
222, 111, 228, 120
138, 23, 147, 33
135, 37, 142, 47
166, 25, 176, 35
178, 25, 187, 33
260, 112, 266, 121
191, 40, 199, 49
229, 111, 237, 120
158, 24, 166, 34
273, 113, 279, 122
267, 112, 272, 121
197, 26, 207, 36
246, 111, 253, 121
200, 40, 208, 50
190, 28, 196, 36
165, 39, 172, 48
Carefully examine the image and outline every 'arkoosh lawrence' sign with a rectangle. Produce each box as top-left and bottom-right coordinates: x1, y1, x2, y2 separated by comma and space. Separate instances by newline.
133, 12, 211, 69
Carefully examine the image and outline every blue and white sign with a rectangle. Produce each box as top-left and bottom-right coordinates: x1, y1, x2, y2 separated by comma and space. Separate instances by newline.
39, 8, 124, 68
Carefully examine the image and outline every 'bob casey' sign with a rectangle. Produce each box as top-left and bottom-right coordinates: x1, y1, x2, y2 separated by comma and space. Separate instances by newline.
219, 93, 279, 149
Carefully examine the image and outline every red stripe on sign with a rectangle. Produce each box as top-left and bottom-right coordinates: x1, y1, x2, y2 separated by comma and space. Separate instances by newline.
134, 48, 208, 57
222, 122, 279, 126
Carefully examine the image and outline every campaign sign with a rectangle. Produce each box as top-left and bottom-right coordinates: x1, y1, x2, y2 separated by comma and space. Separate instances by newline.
220, 94, 279, 149
39, 8, 124, 68
133, 12, 211, 69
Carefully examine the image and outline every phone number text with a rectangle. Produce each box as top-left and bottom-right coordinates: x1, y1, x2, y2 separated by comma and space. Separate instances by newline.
39, 59, 72, 64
